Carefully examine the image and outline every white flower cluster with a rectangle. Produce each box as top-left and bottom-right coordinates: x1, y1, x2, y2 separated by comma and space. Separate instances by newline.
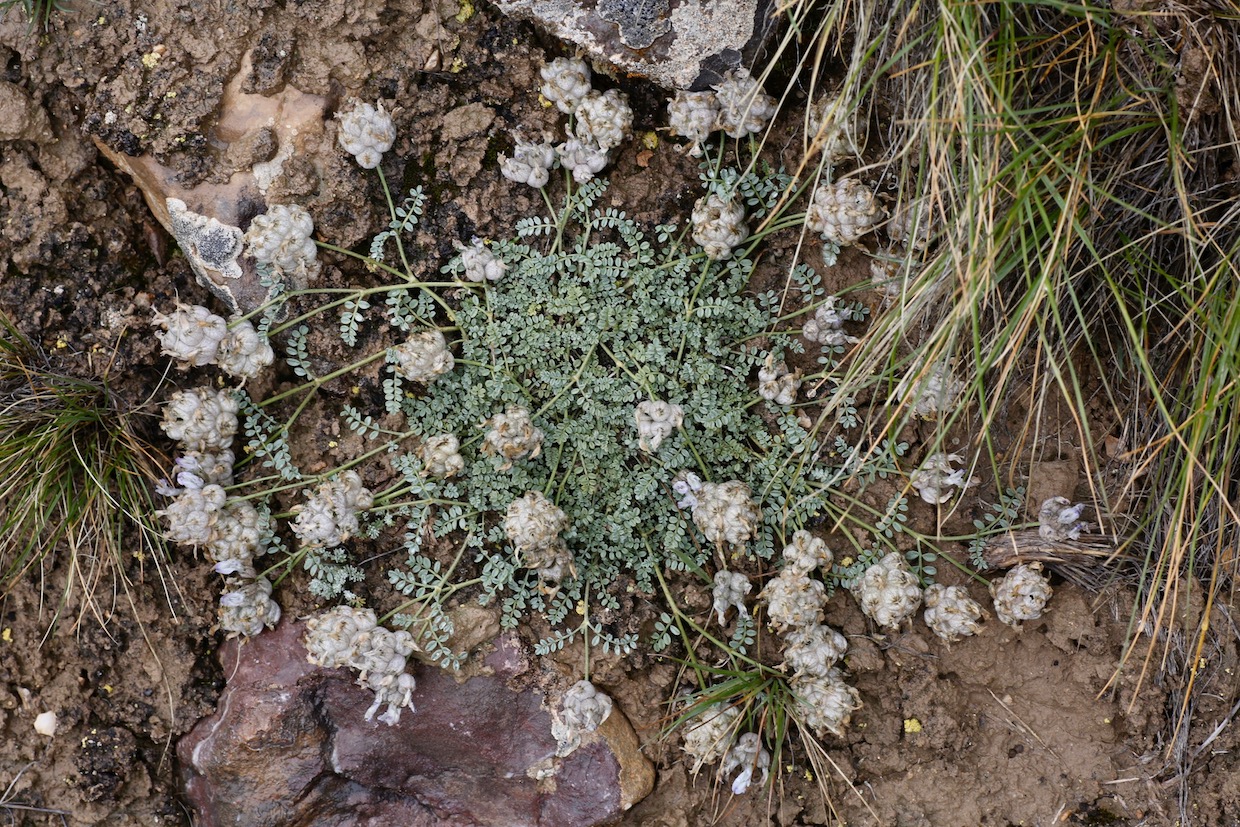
923, 583, 986, 642
681, 703, 740, 773
691, 192, 749, 261
909, 452, 975, 505
390, 329, 454, 384
153, 304, 274, 380
506, 490, 573, 588
806, 178, 885, 247
159, 482, 226, 546
802, 296, 860, 349
540, 56, 592, 114
666, 69, 777, 155
219, 575, 282, 638
336, 100, 396, 170
893, 361, 963, 419
418, 434, 464, 479
1038, 496, 1088, 541
692, 481, 761, 548
852, 551, 923, 630
757, 355, 802, 406
481, 406, 544, 470
721, 732, 770, 795
245, 204, 321, 283
634, 399, 684, 452
806, 93, 865, 162
761, 569, 827, 630
991, 563, 1053, 628
792, 668, 861, 738
455, 239, 506, 283
303, 606, 419, 725
782, 529, 833, 574
782, 623, 848, 678
556, 137, 610, 183
162, 387, 239, 452
672, 470, 703, 511
712, 570, 752, 624
887, 197, 931, 251
552, 680, 613, 756
500, 139, 558, 188
290, 471, 374, 549
575, 89, 633, 152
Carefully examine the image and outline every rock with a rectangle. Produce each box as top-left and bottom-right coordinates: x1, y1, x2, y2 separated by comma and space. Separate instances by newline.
0, 81, 54, 143
179, 619, 654, 827
491, 0, 776, 90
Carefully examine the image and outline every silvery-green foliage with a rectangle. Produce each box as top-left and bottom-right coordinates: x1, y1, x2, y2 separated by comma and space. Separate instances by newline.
370, 187, 426, 263
968, 486, 1025, 570
237, 390, 301, 481
284, 325, 315, 379
391, 173, 834, 633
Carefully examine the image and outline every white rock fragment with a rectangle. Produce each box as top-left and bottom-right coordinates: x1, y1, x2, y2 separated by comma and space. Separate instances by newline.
216, 318, 275, 380
790, 669, 861, 737
893, 362, 964, 419
909, 452, 975, 505
667, 90, 720, 156
391, 329, 454, 384
245, 204, 321, 281
712, 570, 752, 625
634, 399, 684, 452
681, 703, 740, 773
481, 406, 544, 469
806, 179, 885, 247
802, 296, 860, 348
923, 583, 985, 641
456, 239, 506, 283
574, 89, 633, 152
552, 680, 613, 756
34, 711, 57, 737
505, 490, 568, 552
419, 433, 464, 479
761, 570, 828, 630
991, 563, 1053, 628
1038, 496, 1088, 542
167, 198, 245, 298
757, 355, 802, 406
691, 193, 749, 261
722, 732, 770, 795
853, 552, 923, 630
714, 68, 777, 139
500, 139, 558, 188
153, 303, 228, 368
161, 387, 239, 453
540, 56, 592, 114
290, 471, 374, 549
692, 481, 761, 547
782, 623, 848, 678
336, 100, 396, 169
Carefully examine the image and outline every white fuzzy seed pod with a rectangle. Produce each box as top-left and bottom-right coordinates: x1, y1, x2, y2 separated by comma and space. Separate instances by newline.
681, 703, 740, 773
757, 355, 802, 406
176, 450, 234, 487
218, 575, 281, 638
692, 481, 761, 547
574, 89, 633, 152
892, 362, 963, 419
634, 399, 684, 452
806, 178, 885, 247
761, 570, 828, 631
992, 563, 1053, 628
714, 68, 777, 139
505, 490, 568, 552
304, 606, 378, 669
500, 140, 558, 188
853, 552, 923, 630
161, 387, 239, 452
806, 93, 865, 161
553, 680, 613, 756
159, 484, 226, 546
391, 329, 454, 384
456, 239, 506, 283
481, 406, 544, 469
667, 90, 720, 155
888, 198, 932, 251
419, 433, 464, 479
711, 570, 752, 625
556, 135, 610, 183
909, 452, 975, 505
783, 623, 848, 678
245, 204, 321, 279
336, 100, 396, 169
691, 193, 749, 261
153, 303, 228, 368
721, 732, 770, 795
206, 501, 264, 571
1038, 496, 1088, 541
216, 318, 274, 380
290, 471, 373, 549
791, 669, 861, 737
781, 530, 832, 576
540, 56, 592, 114
801, 296, 860, 348
672, 470, 703, 511
923, 583, 986, 641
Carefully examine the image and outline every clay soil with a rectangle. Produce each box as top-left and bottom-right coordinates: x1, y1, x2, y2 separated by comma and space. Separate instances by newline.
2, 1, 1238, 825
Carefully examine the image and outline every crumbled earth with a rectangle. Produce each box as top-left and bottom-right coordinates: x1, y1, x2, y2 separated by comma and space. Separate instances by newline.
1, 1, 1237, 826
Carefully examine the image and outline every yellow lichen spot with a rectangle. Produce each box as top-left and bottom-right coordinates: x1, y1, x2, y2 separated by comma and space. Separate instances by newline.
97, 15, 106, 24
328, 440, 338, 449
55, 337, 68, 349
840, 556, 853, 567
142, 51, 161, 69
1103, 717, 1112, 724
538, 93, 554, 109
1, 628, 11, 643
640, 131, 658, 150
904, 717, 922, 734
351, 386, 361, 395
575, 599, 587, 616
166, 91, 177, 99
102, 684, 114, 694
449, 57, 466, 74
455, 0, 475, 22
803, 769, 814, 781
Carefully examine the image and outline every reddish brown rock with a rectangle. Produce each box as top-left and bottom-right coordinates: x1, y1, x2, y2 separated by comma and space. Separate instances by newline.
178, 619, 653, 827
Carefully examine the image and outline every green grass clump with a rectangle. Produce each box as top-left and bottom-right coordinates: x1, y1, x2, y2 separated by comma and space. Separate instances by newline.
0, 315, 168, 625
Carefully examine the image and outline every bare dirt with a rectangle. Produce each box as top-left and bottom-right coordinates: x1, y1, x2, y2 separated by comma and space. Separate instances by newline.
2, 1, 1238, 825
